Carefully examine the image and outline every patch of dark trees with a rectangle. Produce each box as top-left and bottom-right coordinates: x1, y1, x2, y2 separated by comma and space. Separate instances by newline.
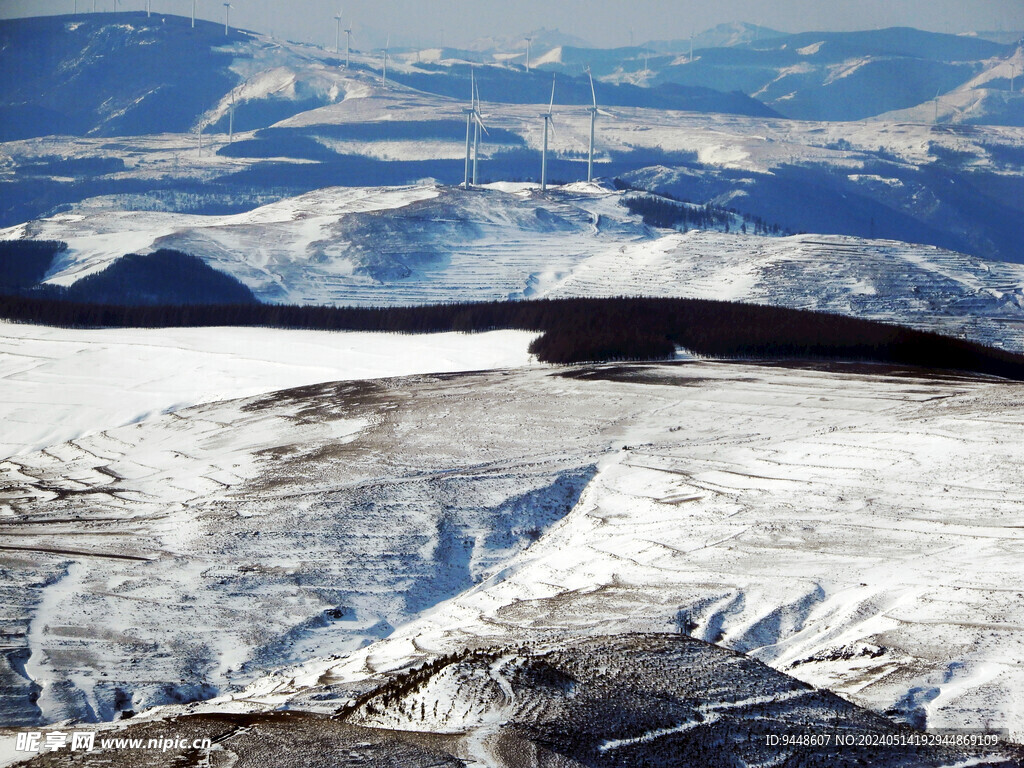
18, 156, 126, 178
615, 183, 786, 235
2, 290, 1024, 380
0, 239, 66, 293
2, 245, 257, 306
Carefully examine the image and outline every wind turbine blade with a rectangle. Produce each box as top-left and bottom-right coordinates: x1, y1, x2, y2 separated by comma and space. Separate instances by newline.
597, 108, 614, 117
474, 114, 489, 135
548, 74, 556, 115
588, 67, 597, 108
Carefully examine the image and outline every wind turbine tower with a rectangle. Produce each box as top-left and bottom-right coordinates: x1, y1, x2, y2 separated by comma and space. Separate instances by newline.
223, 2, 232, 35
525, 37, 532, 72
382, 34, 390, 84
191, 0, 196, 28
461, 69, 487, 188
334, 9, 342, 54
463, 75, 474, 189
540, 74, 556, 192
586, 67, 597, 182
345, 27, 353, 68
472, 76, 488, 185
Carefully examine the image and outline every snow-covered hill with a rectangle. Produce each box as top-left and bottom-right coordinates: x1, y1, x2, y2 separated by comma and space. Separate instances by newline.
545, 229, 1024, 352
6, 359, 1024, 744
213, 361, 1024, 739
7, 183, 1024, 353
5, 75, 1023, 265
9, 634, 1017, 766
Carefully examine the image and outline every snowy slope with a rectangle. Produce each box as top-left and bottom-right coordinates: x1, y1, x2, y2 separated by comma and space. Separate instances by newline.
0, 362, 615, 725
0, 323, 538, 459
545, 230, 1024, 352
206, 362, 1024, 739
10, 361, 1024, 741
2, 184, 650, 306
7, 184, 1024, 353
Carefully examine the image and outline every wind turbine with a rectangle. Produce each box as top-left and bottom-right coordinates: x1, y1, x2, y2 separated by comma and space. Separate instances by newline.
462, 68, 486, 188
585, 67, 611, 183
540, 74, 556, 192
344, 26, 353, 68
223, 2, 232, 35
191, 0, 196, 28
525, 37, 532, 72
934, 88, 941, 124
382, 34, 390, 84
690, 32, 694, 62
146, 0, 151, 17
472, 74, 488, 185
334, 8, 342, 54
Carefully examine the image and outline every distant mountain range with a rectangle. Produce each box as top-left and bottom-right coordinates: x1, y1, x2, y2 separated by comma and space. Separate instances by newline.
651, 27, 1021, 122
2, 13, 1022, 147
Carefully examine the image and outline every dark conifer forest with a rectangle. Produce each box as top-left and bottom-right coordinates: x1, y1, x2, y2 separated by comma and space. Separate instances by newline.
3, 291, 1023, 380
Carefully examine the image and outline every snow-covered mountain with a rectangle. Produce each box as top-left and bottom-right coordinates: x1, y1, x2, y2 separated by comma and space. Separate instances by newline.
650, 27, 1019, 123
466, 27, 591, 55
647, 22, 787, 54
0, 13, 774, 146
876, 46, 1024, 125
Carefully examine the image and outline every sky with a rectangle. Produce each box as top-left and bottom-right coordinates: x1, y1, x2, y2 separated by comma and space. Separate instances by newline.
1, 0, 1022, 50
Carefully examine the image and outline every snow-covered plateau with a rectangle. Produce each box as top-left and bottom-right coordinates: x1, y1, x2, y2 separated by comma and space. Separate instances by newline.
3, 356, 1024, 752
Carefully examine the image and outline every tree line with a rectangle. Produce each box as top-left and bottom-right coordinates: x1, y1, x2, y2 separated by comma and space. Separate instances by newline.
2, 293, 1024, 380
